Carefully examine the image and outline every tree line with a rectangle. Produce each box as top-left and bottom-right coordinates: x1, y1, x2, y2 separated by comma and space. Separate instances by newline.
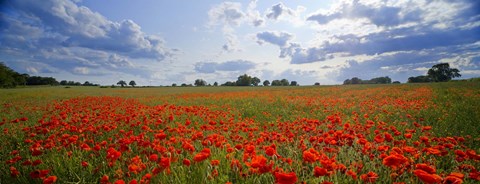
343, 63, 462, 85
176, 74, 301, 87
0, 62, 467, 88
0, 62, 99, 88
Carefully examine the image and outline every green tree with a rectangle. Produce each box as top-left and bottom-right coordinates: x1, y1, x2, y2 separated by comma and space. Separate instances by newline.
252, 77, 261, 86
263, 80, 270, 86
290, 81, 298, 86
271, 80, 281, 86
314, 82, 320, 85
280, 79, 289, 86
117, 80, 127, 87
427, 63, 461, 82
213, 82, 218, 86
236, 74, 252, 86
194, 79, 206, 86
408, 76, 432, 83
129, 80, 136, 87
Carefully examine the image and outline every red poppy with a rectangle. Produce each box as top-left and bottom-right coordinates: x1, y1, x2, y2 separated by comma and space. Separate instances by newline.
274, 171, 298, 184
148, 154, 158, 162
183, 159, 191, 166
413, 169, 442, 184
30, 169, 49, 179
346, 169, 357, 180
382, 154, 408, 168
10, 166, 20, 178
43, 176, 57, 184
415, 163, 436, 174
313, 166, 331, 177
100, 175, 109, 183
444, 172, 463, 184
360, 171, 378, 183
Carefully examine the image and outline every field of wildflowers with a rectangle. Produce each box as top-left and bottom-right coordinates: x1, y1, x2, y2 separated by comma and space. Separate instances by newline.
1, 83, 479, 183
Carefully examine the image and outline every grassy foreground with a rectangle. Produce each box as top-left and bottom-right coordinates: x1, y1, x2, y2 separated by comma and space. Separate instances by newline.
0, 83, 479, 184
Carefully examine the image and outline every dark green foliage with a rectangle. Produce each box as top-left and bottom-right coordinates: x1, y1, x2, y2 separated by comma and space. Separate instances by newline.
194, 79, 207, 86
427, 63, 461, 82
408, 75, 432, 83
263, 80, 270, 86
129, 80, 136, 87
117, 80, 127, 87
0, 62, 28, 88
343, 76, 391, 85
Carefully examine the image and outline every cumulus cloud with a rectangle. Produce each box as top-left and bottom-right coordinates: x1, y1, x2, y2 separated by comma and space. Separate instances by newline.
335, 42, 480, 82
195, 60, 256, 73
254, 31, 332, 64
0, 0, 175, 77
266, 3, 296, 20
256, 31, 294, 47
246, 0, 265, 27
208, 2, 245, 27
273, 0, 480, 64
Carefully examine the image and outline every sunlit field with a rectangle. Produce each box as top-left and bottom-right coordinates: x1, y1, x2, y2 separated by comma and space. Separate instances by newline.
1, 83, 479, 184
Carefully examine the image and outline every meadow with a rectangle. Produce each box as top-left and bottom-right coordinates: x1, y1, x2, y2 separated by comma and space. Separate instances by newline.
1, 82, 479, 184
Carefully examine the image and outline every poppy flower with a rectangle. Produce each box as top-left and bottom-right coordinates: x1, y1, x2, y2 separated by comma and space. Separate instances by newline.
313, 166, 331, 177
415, 163, 436, 174
43, 176, 57, 184
183, 159, 191, 166
10, 166, 20, 178
274, 171, 298, 184
382, 154, 408, 168
413, 169, 442, 184
148, 154, 158, 162
444, 172, 463, 184
360, 171, 378, 183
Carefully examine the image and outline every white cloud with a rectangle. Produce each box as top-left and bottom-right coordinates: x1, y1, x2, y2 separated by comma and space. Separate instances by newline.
266, 3, 296, 20
73, 67, 89, 75
208, 2, 245, 27
0, 0, 176, 78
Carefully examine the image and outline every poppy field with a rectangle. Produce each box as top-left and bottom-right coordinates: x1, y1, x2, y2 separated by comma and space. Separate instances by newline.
1, 83, 479, 184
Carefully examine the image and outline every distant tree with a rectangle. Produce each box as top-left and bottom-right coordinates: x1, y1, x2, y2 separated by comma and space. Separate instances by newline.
60, 80, 68, 85
236, 74, 252, 86
343, 79, 351, 85
172, 83, 177, 87
222, 81, 236, 86
280, 79, 289, 86
290, 81, 298, 86
263, 80, 270, 86
314, 82, 320, 85
83, 81, 91, 86
129, 80, 136, 87
427, 63, 461, 82
117, 80, 127, 87
0, 62, 30, 87
74, 82, 81, 86
271, 80, 281, 86
392, 81, 401, 84
351, 77, 361, 84
252, 77, 261, 86
181, 83, 187, 87
370, 76, 392, 84
213, 82, 218, 86
194, 79, 207, 86
26, 76, 59, 85
408, 76, 432, 83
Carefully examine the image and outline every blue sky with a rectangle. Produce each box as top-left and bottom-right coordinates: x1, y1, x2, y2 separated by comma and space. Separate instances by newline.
1, 0, 479, 85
